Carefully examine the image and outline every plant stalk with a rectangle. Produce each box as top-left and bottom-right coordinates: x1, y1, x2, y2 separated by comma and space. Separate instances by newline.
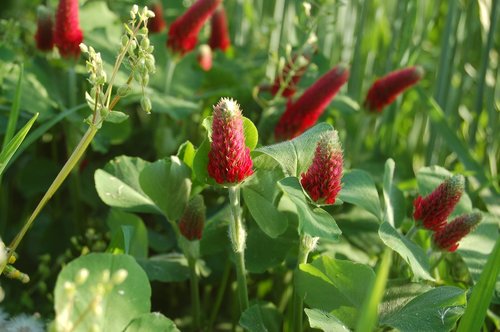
188, 256, 201, 329
292, 234, 316, 332
1, 124, 98, 274
228, 185, 249, 313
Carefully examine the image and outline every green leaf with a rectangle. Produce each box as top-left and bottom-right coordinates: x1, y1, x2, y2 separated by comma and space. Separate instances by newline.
254, 123, 333, 177
177, 140, 196, 169
106, 209, 148, 258
94, 156, 160, 214
105, 111, 129, 123
355, 249, 392, 332
304, 308, 350, 332
457, 236, 500, 332
295, 255, 375, 327
239, 302, 283, 332
124, 313, 180, 332
329, 95, 361, 115
124, 313, 179, 332
137, 254, 190, 282
80, 1, 118, 33
246, 223, 296, 273
278, 177, 341, 240
242, 169, 288, 238
1, 63, 23, 152
378, 222, 433, 281
54, 253, 151, 332
148, 94, 201, 120
0, 113, 38, 176
457, 213, 500, 302
339, 169, 382, 221
381, 286, 466, 332
139, 156, 192, 221
382, 159, 405, 228
415, 166, 472, 217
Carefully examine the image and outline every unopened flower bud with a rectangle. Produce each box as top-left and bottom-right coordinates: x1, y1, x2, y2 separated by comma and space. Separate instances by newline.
301, 129, 343, 204
179, 195, 207, 241
141, 96, 152, 113
413, 174, 464, 231
433, 212, 482, 252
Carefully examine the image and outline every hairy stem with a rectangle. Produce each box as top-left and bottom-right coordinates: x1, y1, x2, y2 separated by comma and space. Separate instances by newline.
228, 185, 249, 313
188, 256, 201, 329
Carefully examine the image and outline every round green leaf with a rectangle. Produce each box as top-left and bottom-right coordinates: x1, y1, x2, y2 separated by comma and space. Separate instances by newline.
239, 301, 283, 332
54, 253, 151, 332
95, 156, 160, 214
139, 156, 192, 221
124, 312, 180, 332
339, 169, 382, 221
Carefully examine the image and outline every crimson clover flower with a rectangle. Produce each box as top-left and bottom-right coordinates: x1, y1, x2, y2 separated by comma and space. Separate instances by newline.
209, 5, 231, 52
301, 129, 343, 205
147, 2, 167, 33
167, 0, 222, 56
433, 212, 482, 252
274, 65, 349, 140
364, 66, 423, 113
207, 98, 253, 184
35, 6, 55, 52
54, 0, 83, 58
413, 174, 464, 231
179, 195, 206, 241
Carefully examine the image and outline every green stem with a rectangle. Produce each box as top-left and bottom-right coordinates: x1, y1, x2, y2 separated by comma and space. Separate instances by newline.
470, 0, 499, 144
405, 225, 418, 240
164, 57, 177, 95
292, 234, 315, 332
265, 0, 286, 80
188, 256, 201, 329
208, 259, 231, 331
228, 185, 249, 313
430, 252, 446, 271
1, 124, 99, 274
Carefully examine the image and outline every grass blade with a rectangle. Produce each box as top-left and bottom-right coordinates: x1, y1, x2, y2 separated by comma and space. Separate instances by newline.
0, 113, 38, 176
355, 248, 392, 332
457, 236, 500, 332
1, 63, 23, 152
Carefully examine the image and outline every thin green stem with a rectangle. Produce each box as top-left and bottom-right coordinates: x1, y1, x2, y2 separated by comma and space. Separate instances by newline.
430, 252, 446, 271
405, 225, 418, 240
164, 57, 177, 94
188, 256, 201, 329
1, 125, 98, 274
208, 259, 231, 331
228, 185, 249, 313
470, 0, 499, 145
265, 0, 286, 80
292, 234, 315, 332
348, 0, 370, 101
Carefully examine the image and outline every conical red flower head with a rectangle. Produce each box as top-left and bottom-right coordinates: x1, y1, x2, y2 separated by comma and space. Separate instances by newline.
197, 44, 213, 71
207, 98, 253, 185
364, 66, 423, 113
270, 44, 316, 98
179, 195, 206, 241
301, 130, 343, 205
54, 0, 83, 58
147, 3, 167, 33
208, 6, 230, 52
167, 0, 222, 56
413, 174, 464, 231
274, 65, 349, 141
35, 5, 55, 52
433, 212, 482, 252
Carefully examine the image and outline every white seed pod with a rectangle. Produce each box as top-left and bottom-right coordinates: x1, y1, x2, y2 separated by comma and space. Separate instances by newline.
141, 96, 152, 113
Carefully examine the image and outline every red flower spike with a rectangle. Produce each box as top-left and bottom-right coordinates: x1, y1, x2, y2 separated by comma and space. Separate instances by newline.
364, 66, 423, 113
147, 3, 167, 33
179, 195, 207, 241
197, 44, 213, 71
208, 6, 230, 52
413, 174, 465, 231
207, 98, 253, 185
433, 212, 482, 252
274, 65, 349, 141
54, 0, 83, 59
270, 45, 316, 98
301, 130, 343, 205
35, 6, 55, 52
167, 0, 222, 56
